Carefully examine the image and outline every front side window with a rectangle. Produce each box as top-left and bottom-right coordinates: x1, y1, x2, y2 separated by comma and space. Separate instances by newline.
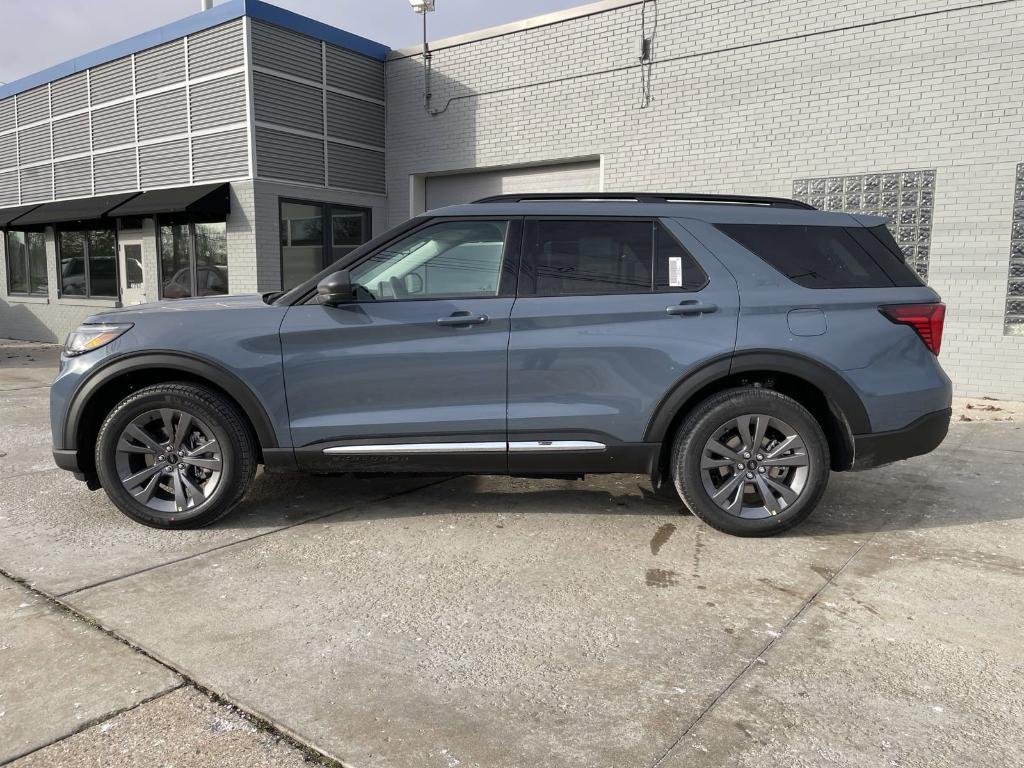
5, 230, 48, 296
280, 200, 371, 291
351, 220, 509, 300
58, 226, 117, 298
159, 217, 228, 299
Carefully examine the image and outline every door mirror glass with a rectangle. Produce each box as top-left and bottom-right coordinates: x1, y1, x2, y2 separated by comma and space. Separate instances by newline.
404, 272, 424, 294
317, 270, 355, 306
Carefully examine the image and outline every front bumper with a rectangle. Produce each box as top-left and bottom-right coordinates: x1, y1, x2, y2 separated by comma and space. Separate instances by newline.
852, 407, 951, 470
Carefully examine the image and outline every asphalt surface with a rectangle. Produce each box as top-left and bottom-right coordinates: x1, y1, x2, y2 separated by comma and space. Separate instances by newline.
0, 339, 1021, 768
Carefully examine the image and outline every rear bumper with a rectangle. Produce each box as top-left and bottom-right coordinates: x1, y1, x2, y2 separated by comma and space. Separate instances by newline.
852, 407, 951, 470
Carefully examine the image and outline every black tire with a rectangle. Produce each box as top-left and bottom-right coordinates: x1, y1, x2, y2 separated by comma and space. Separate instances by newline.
670, 387, 829, 537
95, 382, 257, 529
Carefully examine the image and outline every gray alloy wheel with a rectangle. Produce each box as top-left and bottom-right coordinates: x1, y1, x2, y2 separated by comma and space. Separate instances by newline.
114, 408, 224, 514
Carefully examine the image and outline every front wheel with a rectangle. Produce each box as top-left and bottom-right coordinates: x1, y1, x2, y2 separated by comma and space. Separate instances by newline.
671, 388, 830, 536
95, 382, 257, 528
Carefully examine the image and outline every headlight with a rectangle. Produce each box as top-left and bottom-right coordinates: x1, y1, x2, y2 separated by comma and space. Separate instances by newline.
64, 323, 134, 356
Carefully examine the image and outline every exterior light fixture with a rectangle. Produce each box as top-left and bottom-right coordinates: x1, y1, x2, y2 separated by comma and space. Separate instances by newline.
410, 0, 437, 114
409, 0, 435, 13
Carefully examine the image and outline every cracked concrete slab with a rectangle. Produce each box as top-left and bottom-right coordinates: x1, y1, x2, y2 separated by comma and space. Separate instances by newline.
0, 574, 180, 765
8, 687, 311, 768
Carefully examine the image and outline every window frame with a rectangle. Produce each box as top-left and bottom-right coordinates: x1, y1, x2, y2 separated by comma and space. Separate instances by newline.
157, 213, 229, 300
517, 216, 709, 297
4, 227, 49, 297
279, 197, 373, 291
55, 221, 120, 300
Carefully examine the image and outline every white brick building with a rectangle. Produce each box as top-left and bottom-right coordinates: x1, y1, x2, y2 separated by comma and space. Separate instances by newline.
2, 0, 1022, 398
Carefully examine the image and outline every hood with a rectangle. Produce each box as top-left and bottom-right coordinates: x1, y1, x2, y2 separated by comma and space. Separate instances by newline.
84, 294, 270, 323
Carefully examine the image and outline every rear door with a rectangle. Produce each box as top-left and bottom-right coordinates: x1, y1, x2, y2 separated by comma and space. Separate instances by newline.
507, 217, 739, 472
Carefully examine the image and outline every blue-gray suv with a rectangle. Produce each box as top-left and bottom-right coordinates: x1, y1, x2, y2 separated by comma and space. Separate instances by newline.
50, 193, 952, 536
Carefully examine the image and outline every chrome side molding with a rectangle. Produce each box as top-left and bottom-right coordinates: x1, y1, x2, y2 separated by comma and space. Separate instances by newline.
322, 440, 606, 455
508, 440, 606, 452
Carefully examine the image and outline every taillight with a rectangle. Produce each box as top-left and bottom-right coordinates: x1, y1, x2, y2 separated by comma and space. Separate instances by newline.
880, 303, 946, 355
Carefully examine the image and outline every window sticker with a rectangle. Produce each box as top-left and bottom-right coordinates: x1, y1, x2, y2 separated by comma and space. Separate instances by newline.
667, 256, 683, 287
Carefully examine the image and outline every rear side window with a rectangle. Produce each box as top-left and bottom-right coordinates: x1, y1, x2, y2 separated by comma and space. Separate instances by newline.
716, 224, 921, 289
521, 219, 707, 296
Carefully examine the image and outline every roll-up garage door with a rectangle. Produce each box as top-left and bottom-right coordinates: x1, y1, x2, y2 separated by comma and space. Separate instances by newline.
424, 160, 600, 210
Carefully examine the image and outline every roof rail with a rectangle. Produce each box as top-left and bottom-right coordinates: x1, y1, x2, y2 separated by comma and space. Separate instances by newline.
470, 192, 815, 210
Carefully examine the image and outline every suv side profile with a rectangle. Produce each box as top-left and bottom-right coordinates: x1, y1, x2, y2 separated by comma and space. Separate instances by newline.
50, 193, 952, 536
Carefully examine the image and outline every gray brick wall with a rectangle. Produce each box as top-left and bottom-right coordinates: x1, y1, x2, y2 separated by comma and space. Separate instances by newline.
385, 0, 1024, 399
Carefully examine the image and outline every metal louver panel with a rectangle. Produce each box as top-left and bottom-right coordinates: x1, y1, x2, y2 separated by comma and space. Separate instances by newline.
50, 72, 89, 116
251, 21, 322, 83
17, 124, 52, 164
91, 102, 135, 150
253, 72, 322, 133
192, 128, 248, 182
188, 20, 244, 78
54, 157, 92, 199
140, 139, 189, 187
255, 126, 323, 185
0, 171, 17, 205
135, 39, 186, 93
93, 148, 137, 193
0, 98, 14, 133
326, 93, 384, 148
190, 73, 246, 130
16, 86, 50, 126
0, 134, 15, 169
137, 88, 187, 141
20, 164, 54, 202
89, 58, 133, 105
327, 141, 383, 194
325, 45, 384, 101
52, 113, 91, 158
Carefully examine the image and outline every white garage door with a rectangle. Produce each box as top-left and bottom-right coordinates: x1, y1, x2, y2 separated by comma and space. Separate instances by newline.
424, 160, 601, 210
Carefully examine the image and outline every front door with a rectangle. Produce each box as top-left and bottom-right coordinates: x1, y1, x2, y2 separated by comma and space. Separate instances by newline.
119, 236, 147, 305
279, 217, 522, 473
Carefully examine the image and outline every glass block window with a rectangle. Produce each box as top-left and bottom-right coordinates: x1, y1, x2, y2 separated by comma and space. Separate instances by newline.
1006, 163, 1024, 335
792, 170, 936, 282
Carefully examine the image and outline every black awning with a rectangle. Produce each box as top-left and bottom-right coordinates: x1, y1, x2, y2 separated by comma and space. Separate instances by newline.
0, 203, 43, 227
13, 192, 142, 226
106, 183, 230, 218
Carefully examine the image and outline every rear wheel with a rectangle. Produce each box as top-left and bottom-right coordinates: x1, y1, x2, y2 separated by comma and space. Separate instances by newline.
95, 382, 257, 528
671, 388, 829, 536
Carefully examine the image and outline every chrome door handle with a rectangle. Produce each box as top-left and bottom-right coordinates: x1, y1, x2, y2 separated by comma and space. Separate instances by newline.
436, 312, 489, 327
666, 301, 718, 316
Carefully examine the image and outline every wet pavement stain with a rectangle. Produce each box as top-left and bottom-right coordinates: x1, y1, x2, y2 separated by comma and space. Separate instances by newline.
645, 568, 679, 588
650, 522, 676, 555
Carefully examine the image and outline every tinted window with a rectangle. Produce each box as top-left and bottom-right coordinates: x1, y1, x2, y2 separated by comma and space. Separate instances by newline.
524, 220, 652, 296
280, 200, 371, 290
654, 224, 708, 292
5, 230, 47, 296
717, 224, 899, 289
848, 226, 924, 287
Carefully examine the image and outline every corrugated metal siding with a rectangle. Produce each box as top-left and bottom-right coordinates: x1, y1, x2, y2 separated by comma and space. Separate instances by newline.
20, 164, 53, 202
89, 57, 133, 105
327, 141, 383, 193
0, 170, 17, 205
190, 73, 246, 130
137, 88, 187, 141
256, 126, 323, 185
188, 20, 244, 79
17, 124, 51, 164
326, 92, 384, 148
140, 138, 189, 187
51, 113, 91, 158
0, 133, 16, 169
251, 20, 322, 83
253, 72, 322, 133
192, 128, 248, 181
50, 72, 88, 117
54, 156, 92, 199
325, 45, 384, 101
135, 39, 186, 93
93, 148, 137, 193
16, 86, 50, 126
0, 98, 14, 133
91, 101, 135, 150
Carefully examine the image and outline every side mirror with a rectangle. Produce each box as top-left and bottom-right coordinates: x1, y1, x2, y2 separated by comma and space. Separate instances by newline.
317, 270, 355, 306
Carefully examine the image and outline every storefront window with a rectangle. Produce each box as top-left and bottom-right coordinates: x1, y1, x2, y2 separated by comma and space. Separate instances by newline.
57, 225, 118, 298
158, 216, 228, 299
279, 199, 370, 290
5, 230, 48, 296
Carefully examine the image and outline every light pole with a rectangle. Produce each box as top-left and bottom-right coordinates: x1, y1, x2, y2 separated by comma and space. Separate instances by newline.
409, 0, 436, 115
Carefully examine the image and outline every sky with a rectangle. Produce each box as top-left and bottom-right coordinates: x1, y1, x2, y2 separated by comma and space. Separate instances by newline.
0, 0, 588, 85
